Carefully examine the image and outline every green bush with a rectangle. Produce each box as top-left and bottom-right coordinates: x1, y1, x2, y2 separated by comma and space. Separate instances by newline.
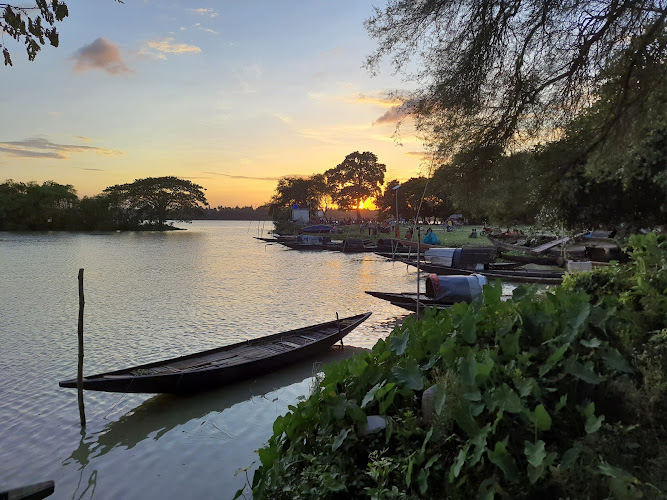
250, 234, 666, 499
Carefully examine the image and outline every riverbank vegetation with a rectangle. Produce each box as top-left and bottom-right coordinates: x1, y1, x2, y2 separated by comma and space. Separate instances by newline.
250, 233, 666, 498
0, 176, 208, 231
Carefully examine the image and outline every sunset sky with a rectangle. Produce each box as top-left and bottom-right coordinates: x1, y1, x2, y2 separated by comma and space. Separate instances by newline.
0, 1, 429, 208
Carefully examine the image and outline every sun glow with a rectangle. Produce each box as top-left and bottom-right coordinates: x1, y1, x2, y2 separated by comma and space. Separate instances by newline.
357, 199, 377, 210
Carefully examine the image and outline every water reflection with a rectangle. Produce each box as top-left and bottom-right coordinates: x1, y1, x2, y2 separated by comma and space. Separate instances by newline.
65, 346, 367, 468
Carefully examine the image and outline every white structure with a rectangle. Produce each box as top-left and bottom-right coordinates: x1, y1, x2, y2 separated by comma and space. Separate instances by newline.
292, 208, 309, 223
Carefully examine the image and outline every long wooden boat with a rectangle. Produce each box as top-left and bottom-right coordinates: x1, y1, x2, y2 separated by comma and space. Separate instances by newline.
365, 291, 452, 312
59, 312, 371, 394
400, 260, 564, 284
0, 481, 54, 500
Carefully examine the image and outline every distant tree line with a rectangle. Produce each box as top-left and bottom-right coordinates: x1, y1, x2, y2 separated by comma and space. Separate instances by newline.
0, 176, 209, 231
200, 205, 271, 221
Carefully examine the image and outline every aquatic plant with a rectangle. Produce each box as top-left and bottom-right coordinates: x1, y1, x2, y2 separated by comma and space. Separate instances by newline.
249, 233, 666, 499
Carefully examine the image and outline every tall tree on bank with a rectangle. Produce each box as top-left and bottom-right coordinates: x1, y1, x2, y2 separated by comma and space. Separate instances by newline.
326, 151, 386, 222
365, 1, 667, 156
104, 176, 208, 228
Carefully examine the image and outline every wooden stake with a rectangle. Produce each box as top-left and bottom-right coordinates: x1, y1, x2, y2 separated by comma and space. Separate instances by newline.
416, 227, 421, 315
77, 268, 86, 428
336, 312, 343, 348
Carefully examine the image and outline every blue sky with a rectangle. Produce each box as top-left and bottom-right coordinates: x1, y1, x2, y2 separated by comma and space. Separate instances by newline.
0, 1, 426, 207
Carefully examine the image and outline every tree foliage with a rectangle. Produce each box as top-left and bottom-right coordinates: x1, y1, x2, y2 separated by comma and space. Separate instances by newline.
1, 1, 125, 66
269, 175, 328, 216
375, 177, 454, 222
366, 0, 667, 156
0, 179, 78, 229
326, 151, 386, 222
104, 176, 208, 228
1, 1, 69, 66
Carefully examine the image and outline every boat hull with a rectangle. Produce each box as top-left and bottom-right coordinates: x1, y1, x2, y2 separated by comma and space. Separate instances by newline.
59, 313, 371, 394
401, 260, 563, 284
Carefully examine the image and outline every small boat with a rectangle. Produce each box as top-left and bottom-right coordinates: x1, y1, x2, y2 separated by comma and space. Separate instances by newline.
0, 480, 54, 500
365, 291, 452, 312
401, 259, 564, 284
367, 274, 488, 313
280, 234, 343, 251
59, 312, 371, 394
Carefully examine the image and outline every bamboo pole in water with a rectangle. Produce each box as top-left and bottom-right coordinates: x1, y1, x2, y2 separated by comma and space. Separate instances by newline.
416, 228, 421, 315
77, 268, 86, 428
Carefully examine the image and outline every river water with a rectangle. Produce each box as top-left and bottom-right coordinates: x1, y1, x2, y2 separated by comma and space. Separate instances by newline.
0, 221, 434, 499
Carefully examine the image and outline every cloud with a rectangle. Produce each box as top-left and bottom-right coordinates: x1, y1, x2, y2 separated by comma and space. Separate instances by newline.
347, 93, 403, 108
0, 137, 123, 160
272, 113, 292, 124
203, 171, 280, 181
373, 105, 412, 125
145, 37, 202, 55
297, 129, 341, 144
187, 8, 218, 18
72, 38, 132, 75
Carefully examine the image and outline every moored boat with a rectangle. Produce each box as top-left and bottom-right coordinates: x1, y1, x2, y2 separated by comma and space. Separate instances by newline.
401, 259, 564, 284
59, 312, 371, 394
366, 274, 488, 312
0, 480, 54, 500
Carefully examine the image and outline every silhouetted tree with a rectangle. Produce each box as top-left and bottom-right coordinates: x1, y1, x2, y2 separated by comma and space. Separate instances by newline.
104, 176, 208, 228
326, 151, 386, 222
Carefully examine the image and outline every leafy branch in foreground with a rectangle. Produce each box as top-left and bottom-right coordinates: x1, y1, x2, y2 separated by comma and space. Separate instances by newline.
252, 233, 666, 498
1, 0, 123, 66
1, 1, 69, 65
365, 1, 667, 156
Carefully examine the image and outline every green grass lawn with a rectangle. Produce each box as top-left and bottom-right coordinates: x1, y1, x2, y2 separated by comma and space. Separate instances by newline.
332, 224, 495, 247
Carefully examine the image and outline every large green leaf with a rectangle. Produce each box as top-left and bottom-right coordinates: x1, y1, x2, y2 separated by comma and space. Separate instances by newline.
533, 404, 552, 431
601, 347, 634, 374
332, 428, 351, 451
389, 328, 410, 355
433, 383, 447, 416
485, 384, 524, 414
361, 381, 384, 409
524, 440, 547, 467
560, 447, 580, 470
458, 350, 478, 387
539, 343, 569, 377
392, 357, 424, 390
565, 299, 591, 332
487, 439, 519, 482
449, 443, 470, 482
565, 357, 605, 384
460, 309, 477, 344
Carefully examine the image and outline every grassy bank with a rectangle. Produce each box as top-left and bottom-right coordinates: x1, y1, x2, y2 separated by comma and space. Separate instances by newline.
249, 233, 666, 499
277, 223, 498, 248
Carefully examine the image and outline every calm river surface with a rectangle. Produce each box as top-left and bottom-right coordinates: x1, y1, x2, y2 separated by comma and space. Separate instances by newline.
1, 221, 433, 499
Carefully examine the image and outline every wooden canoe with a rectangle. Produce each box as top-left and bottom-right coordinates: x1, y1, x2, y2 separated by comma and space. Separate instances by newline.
59, 312, 371, 394
400, 260, 564, 284
0, 481, 54, 500
365, 291, 452, 313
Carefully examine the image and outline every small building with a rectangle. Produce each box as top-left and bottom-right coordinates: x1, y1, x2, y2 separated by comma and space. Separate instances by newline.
292, 207, 310, 223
